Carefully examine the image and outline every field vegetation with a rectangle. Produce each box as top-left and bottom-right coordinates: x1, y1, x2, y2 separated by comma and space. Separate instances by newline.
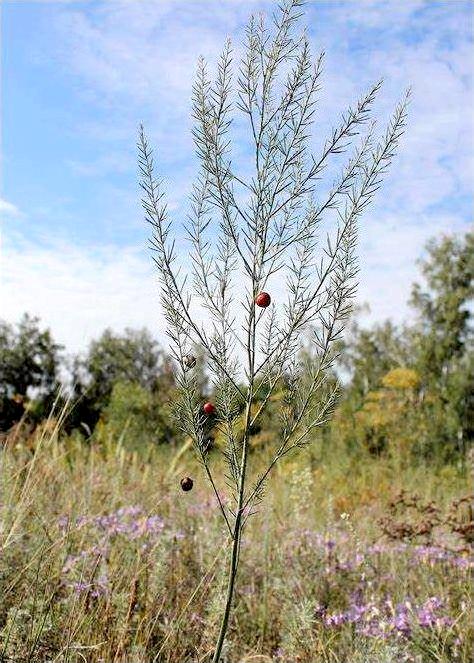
0, 419, 472, 663
0, 231, 472, 662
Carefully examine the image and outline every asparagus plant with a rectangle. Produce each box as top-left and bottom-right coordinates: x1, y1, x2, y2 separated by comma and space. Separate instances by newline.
138, 1, 407, 659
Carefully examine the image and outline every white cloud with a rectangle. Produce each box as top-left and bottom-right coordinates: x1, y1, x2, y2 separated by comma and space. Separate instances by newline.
358, 211, 468, 324
9, 1, 78, 4
47, 0, 472, 208
319, 0, 427, 30
67, 151, 134, 177
52, 1, 270, 108
3, 0, 472, 352
364, 39, 473, 215
0, 236, 166, 353
2, 209, 467, 355
0, 198, 21, 217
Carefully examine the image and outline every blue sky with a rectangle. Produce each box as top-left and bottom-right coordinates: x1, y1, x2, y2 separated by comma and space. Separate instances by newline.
1, 0, 473, 353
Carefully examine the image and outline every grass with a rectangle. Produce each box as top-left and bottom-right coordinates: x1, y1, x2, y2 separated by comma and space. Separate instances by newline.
0, 417, 472, 662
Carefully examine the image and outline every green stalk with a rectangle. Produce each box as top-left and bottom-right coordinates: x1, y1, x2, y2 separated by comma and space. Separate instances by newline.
211, 394, 253, 663
212, 300, 256, 662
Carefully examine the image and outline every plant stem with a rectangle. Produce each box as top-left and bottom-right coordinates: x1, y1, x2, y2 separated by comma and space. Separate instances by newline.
212, 294, 256, 661
211, 514, 242, 663
211, 398, 252, 663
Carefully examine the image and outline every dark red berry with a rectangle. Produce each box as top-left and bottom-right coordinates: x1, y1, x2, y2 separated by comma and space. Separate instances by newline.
180, 476, 194, 492
203, 402, 216, 415
255, 292, 271, 308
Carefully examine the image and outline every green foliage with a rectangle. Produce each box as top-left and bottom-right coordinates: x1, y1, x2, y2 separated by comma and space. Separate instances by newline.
0, 314, 62, 431
411, 231, 473, 369
410, 231, 474, 456
335, 230, 473, 461
95, 379, 178, 450
69, 327, 175, 434
0, 232, 471, 462
340, 319, 409, 403
80, 327, 166, 404
352, 367, 424, 458
1, 428, 471, 662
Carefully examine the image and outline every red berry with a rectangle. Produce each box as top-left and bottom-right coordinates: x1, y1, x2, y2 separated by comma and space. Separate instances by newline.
203, 402, 215, 415
180, 476, 194, 492
255, 291, 271, 308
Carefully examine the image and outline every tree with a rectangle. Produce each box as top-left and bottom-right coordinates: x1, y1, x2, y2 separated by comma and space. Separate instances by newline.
340, 317, 409, 402
96, 379, 177, 450
410, 231, 474, 455
138, 0, 406, 658
352, 367, 423, 457
0, 314, 62, 431
69, 328, 174, 433
336, 231, 473, 461
410, 231, 473, 375
331, 317, 410, 454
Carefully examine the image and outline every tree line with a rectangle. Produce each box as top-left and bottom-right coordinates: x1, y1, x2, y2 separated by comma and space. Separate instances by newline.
1, 231, 472, 460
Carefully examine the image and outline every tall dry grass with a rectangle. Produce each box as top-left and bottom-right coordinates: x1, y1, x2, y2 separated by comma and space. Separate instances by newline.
0, 414, 472, 662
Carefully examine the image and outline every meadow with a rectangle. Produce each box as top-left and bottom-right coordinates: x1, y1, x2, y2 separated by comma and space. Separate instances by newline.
2, 0, 472, 660
1, 413, 472, 663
